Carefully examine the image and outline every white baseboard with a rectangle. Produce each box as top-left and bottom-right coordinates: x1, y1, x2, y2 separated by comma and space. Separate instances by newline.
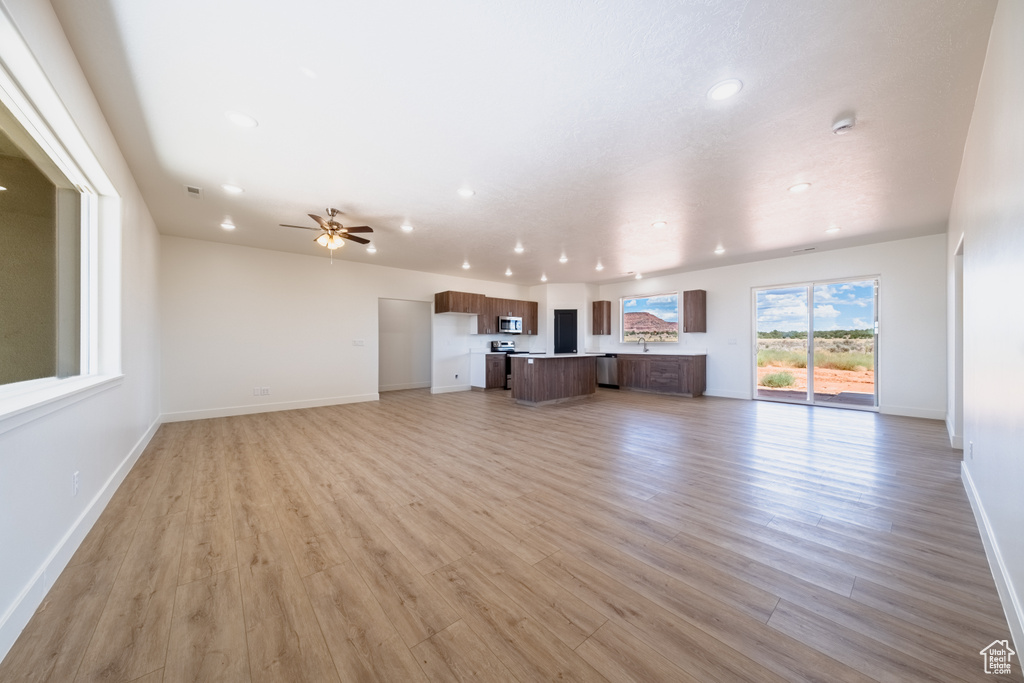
379, 381, 431, 392
431, 384, 471, 394
161, 393, 379, 422
946, 416, 964, 449
0, 414, 161, 661
962, 462, 1023, 653
703, 389, 750, 400
879, 405, 945, 420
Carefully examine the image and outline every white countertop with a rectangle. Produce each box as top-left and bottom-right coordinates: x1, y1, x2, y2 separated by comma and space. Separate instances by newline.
610, 350, 707, 356
512, 353, 604, 359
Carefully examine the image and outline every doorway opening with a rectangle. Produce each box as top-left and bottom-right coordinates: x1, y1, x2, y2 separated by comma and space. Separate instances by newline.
378, 298, 432, 392
754, 278, 878, 409
554, 309, 578, 354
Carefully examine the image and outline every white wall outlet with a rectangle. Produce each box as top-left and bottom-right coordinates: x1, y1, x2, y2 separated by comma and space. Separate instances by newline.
253, 387, 260, 396
72, 471, 79, 497
969, 441, 974, 459
260, 387, 270, 396
728, 338, 738, 345
352, 339, 365, 346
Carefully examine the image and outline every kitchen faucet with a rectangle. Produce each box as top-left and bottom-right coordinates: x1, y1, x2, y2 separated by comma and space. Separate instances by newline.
638, 337, 649, 352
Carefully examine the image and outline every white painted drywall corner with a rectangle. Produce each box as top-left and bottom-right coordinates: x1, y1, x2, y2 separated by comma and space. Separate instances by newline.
947, 0, 1024, 652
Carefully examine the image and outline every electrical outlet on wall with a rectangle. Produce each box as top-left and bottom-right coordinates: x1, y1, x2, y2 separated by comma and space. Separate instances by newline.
969, 441, 974, 459
72, 471, 79, 497
253, 387, 260, 396
260, 387, 271, 396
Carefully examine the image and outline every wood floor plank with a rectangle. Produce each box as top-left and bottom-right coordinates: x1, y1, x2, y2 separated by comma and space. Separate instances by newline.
0, 552, 122, 683
576, 620, 703, 683
320, 495, 460, 647
165, 568, 250, 683
5, 390, 1014, 683
235, 530, 339, 683
76, 513, 187, 682
534, 550, 791, 682
428, 559, 609, 683
463, 543, 608, 649
410, 619, 519, 683
304, 562, 428, 682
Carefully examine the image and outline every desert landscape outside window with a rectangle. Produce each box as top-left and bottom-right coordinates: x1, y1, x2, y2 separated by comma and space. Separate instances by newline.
754, 278, 878, 409
621, 292, 678, 343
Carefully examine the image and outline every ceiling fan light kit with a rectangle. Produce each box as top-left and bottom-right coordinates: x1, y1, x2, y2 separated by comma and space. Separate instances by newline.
281, 207, 374, 255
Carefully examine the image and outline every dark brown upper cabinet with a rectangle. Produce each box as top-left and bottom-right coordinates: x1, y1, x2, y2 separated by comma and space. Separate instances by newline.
592, 300, 611, 335
683, 289, 706, 333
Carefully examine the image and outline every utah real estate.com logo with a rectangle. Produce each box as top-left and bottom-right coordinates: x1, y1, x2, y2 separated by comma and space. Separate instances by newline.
980, 640, 1015, 675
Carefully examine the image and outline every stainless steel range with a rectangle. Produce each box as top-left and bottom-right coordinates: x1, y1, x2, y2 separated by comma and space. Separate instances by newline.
490, 340, 529, 389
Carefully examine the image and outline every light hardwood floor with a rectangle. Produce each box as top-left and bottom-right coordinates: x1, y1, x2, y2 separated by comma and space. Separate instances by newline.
1, 389, 1018, 682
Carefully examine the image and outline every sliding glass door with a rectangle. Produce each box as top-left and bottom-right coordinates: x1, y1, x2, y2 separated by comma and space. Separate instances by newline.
754, 278, 877, 409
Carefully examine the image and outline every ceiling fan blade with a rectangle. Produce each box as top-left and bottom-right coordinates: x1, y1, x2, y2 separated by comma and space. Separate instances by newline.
308, 214, 329, 228
343, 234, 370, 244
280, 224, 321, 231
343, 226, 373, 233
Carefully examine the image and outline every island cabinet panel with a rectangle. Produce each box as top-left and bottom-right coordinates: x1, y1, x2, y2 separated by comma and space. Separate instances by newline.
616, 354, 705, 397
511, 356, 596, 404
683, 289, 707, 333
485, 354, 506, 388
435, 290, 484, 314
593, 300, 612, 335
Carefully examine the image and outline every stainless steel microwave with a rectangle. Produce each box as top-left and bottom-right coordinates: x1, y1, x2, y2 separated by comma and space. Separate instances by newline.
498, 316, 522, 334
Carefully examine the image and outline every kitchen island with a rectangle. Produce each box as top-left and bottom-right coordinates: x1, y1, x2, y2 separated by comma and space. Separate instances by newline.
510, 354, 600, 405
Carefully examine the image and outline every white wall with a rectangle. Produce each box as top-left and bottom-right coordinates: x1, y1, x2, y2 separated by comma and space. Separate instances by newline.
378, 299, 432, 392
161, 236, 529, 415
595, 234, 947, 418
528, 283, 597, 354
0, 0, 162, 661
948, 0, 1024, 650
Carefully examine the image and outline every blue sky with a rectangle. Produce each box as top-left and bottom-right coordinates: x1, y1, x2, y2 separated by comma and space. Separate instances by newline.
623, 293, 678, 323
756, 281, 874, 332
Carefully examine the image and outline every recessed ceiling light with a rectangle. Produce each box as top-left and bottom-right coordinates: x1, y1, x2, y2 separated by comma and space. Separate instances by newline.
505, 268, 512, 276
714, 246, 725, 255
595, 263, 604, 271
559, 255, 568, 263
401, 222, 414, 233
788, 182, 812, 193
462, 261, 470, 269
825, 226, 842, 234
540, 274, 547, 282
458, 187, 475, 198
651, 221, 667, 229
832, 116, 856, 135
708, 78, 743, 101
514, 244, 524, 254
366, 244, 377, 253
635, 273, 643, 280
221, 184, 244, 194
220, 221, 235, 231
225, 111, 258, 128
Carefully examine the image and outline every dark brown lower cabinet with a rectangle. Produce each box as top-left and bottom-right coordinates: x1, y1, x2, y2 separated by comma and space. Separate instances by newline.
485, 354, 506, 389
616, 354, 706, 397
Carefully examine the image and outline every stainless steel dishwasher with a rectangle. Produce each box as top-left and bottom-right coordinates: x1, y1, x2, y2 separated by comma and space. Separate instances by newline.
596, 354, 618, 388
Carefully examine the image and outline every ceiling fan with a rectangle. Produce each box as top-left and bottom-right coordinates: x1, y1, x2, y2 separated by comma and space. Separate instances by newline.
280, 208, 373, 250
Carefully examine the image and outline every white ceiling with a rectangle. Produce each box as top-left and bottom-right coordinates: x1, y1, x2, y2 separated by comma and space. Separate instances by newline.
49, 0, 995, 284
